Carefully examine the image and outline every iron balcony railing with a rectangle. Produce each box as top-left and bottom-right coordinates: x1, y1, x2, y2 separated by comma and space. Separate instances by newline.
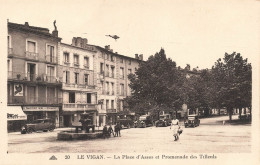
8, 96, 62, 105
8, 71, 62, 84
45, 55, 58, 63
107, 109, 117, 113
25, 51, 39, 60
63, 103, 97, 110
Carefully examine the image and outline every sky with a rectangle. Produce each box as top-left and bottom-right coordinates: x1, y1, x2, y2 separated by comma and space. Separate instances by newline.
1, 0, 260, 69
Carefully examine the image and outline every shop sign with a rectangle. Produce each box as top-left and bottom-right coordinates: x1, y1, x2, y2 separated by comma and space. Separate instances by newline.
23, 106, 59, 111
7, 113, 27, 120
14, 84, 23, 96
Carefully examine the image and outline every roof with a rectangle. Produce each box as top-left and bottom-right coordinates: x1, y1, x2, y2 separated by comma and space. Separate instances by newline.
60, 42, 97, 53
95, 46, 143, 62
8, 22, 62, 41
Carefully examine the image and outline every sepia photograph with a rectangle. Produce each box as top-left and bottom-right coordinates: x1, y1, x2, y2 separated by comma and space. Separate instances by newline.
0, 0, 259, 165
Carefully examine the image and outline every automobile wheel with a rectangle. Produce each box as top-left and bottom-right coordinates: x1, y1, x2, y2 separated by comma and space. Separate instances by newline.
49, 127, 54, 132
27, 128, 33, 134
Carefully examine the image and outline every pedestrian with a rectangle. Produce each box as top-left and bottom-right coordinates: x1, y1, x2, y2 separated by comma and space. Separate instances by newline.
102, 125, 108, 139
108, 124, 114, 137
170, 116, 180, 141
115, 122, 121, 137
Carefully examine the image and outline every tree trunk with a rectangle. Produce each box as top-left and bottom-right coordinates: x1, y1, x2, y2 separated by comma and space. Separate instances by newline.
228, 107, 232, 121
249, 107, 251, 121
239, 107, 242, 120
218, 108, 220, 116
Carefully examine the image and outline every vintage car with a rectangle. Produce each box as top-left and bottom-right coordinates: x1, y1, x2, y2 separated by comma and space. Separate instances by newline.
134, 115, 153, 128
117, 118, 134, 129
239, 113, 251, 120
155, 114, 172, 127
184, 115, 200, 128
21, 118, 55, 134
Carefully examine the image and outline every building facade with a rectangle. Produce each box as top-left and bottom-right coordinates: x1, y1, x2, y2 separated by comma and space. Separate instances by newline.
7, 22, 62, 131
58, 38, 98, 127
93, 45, 142, 126
7, 22, 143, 131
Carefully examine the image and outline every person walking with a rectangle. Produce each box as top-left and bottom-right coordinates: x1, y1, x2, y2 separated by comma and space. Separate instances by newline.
108, 124, 114, 137
170, 116, 180, 141
102, 125, 108, 139
115, 122, 121, 137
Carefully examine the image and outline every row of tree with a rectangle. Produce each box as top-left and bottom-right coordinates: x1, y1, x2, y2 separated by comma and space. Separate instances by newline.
125, 49, 252, 121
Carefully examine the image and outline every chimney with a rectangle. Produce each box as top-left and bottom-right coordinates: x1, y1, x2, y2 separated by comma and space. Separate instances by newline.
25, 22, 29, 26
52, 30, 58, 37
105, 45, 110, 50
139, 54, 143, 60
135, 54, 139, 59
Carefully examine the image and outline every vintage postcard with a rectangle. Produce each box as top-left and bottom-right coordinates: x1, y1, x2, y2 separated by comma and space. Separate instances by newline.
0, 0, 259, 165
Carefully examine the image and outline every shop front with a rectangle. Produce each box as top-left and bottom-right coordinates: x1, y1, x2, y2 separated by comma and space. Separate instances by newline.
23, 106, 60, 128
106, 109, 117, 125
7, 106, 27, 132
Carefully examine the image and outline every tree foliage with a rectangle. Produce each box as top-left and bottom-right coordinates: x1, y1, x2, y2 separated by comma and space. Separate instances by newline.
125, 49, 185, 116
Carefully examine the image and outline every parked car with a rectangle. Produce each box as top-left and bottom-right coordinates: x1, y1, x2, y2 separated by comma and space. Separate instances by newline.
155, 114, 172, 127
21, 118, 55, 134
239, 113, 251, 120
134, 115, 153, 128
184, 115, 200, 128
117, 118, 134, 129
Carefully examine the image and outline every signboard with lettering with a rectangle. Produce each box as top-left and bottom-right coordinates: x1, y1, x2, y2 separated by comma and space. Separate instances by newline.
23, 106, 59, 111
7, 113, 27, 120
14, 84, 23, 96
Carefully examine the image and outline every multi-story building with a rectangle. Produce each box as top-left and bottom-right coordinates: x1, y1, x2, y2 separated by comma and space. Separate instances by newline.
94, 45, 142, 125
7, 21, 62, 131
59, 37, 98, 127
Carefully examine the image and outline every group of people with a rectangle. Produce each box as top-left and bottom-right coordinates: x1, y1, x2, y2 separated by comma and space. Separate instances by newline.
102, 122, 121, 138
102, 117, 182, 141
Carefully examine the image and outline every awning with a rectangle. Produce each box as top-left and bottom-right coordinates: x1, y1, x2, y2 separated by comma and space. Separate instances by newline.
7, 106, 27, 121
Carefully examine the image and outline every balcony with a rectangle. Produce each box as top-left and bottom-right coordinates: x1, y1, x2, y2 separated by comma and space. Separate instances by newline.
107, 109, 117, 113
8, 71, 62, 84
84, 65, 89, 69
119, 75, 124, 79
25, 51, 39, 60
63, 83, 95, 89
63, 61, 70, 66
63, 103, 97, 111
45, 55, 57, 64
74, 63, 79, 67
8, 48, 13, 54
8, 96, 62, 105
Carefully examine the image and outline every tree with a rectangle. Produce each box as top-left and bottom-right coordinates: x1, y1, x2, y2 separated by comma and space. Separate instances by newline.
210, 52, 252, 121
126, 48, 185, 118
